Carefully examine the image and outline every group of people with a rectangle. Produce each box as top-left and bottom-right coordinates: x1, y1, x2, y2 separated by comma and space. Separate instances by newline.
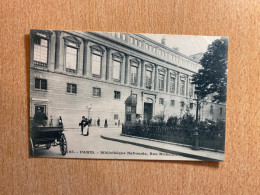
33, 107, 63, 127
79, 116, 92, 136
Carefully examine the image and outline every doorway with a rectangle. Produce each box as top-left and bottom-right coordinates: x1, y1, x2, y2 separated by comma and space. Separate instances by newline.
144, 103, 153, 122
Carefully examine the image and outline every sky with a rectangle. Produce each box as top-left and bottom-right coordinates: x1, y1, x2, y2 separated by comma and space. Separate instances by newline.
143, 33, 221, 56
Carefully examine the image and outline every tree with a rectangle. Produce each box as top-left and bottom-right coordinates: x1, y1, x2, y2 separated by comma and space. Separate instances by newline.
192, 37, 228, 103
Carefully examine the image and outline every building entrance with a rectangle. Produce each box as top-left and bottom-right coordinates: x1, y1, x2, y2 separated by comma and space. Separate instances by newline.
144, 103, 153, 122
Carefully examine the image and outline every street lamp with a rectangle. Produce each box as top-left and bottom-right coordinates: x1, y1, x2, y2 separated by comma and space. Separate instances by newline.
87, 104, 92, 119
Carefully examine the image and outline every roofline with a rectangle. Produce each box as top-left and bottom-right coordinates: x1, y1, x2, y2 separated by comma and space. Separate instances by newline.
133, 33, 201, 64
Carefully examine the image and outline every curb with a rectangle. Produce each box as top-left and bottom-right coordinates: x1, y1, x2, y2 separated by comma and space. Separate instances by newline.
101, 135, 223, 161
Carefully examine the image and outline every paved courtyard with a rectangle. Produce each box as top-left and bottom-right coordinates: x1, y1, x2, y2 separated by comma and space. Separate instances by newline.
32, 126, 196, 161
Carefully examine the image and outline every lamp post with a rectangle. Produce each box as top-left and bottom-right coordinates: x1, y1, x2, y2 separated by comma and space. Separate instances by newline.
87, 104, 92, 119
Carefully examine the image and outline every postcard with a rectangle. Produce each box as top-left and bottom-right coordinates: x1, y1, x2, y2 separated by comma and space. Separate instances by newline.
29, 29, 228, 161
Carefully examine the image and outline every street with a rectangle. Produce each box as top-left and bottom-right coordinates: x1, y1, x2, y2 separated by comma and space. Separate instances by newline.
33, 126, 195, 160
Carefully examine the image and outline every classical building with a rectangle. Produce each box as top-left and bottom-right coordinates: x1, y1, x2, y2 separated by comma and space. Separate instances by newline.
30, 30, 226, 128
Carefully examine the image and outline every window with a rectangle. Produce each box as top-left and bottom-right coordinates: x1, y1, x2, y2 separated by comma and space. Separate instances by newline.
130, 37, 134, 44
90, 45, 104, 77
181, 101, 185, 108
113, 60, 121, 80
159, 74, 165, 91
210, 105, 214, 115
92, 54, 102, 76
114, 114, 119, 120
93, 87, 101, 97
33, 36, 48, 67
170, 77, 176, 93
159, 98, 164, 105
146, 70, 152, 89
67, 83, 77, 94
65, 46, 77, 73
220, 107, 223, 116
114, 91, 121, 99
35, 78, 47, 90
189, 84, 193, 97
112, 52, 123, 81
180, 80, 185, 95
171, 100, 175, 107
131, 66, 138, 85
122, 34, 126, 41
190, 103, 194, 109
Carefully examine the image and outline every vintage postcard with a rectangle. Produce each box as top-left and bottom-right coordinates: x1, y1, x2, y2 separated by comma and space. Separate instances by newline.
29, 29, 228, 161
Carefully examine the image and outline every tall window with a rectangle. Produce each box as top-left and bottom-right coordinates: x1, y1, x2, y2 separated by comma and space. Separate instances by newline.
171, 100, 175, 107
159, 74, 165, 91
189, 83, 193, 97
220, 107, 223, 116
113, 61, 121, 80
92, 54, 102, 76
33, 36, 48, 67
146, 70, 152, 89
35, 78, 47, 90
131, 66, 138, 85
93, 87, 101, 97
170, 76, 176, 93
210, 105, 214, 115
65, 46, 77, 73
67, 83, 77, 94
64, 36, 81, 73
90, 45, 104, 77
112, 52, 123, 81
180, 80, 185, 95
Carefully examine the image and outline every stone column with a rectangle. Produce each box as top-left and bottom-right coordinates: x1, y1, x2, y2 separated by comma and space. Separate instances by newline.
121, 56, 125, 85
154, 64, 158, 90
124, 54, 129, 84
55, 31, 61, 70
105, 46, 111, 80
142, 62, 147, 89
176, 72, 180, 95
82, 39, 89, 76
166, 68, 169, 93
186, 75, 189, 97
140, 59, 144, 87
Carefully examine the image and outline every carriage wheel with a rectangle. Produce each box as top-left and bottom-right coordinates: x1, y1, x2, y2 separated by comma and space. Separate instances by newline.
59, 133, 67, 155
30, 138, 34, 157
46, 143, 51, 149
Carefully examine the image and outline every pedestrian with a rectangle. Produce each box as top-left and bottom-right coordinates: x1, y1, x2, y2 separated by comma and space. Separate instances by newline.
104, 119, 108, 128
79, 116, 87, 135
97, 118, 100, 127
58, 116, 63, 127
49, 116, 53, 127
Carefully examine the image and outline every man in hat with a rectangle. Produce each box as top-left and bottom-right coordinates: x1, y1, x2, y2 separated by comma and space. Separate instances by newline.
33, 107, 48, 126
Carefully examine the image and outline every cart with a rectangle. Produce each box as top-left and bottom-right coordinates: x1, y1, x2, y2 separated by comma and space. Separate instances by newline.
30, 125, 68, 156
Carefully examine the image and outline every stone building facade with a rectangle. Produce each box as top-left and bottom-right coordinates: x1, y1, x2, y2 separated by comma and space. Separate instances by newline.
30, 30, 226, 128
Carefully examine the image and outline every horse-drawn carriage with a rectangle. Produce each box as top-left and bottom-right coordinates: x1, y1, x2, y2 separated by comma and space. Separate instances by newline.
30, 123, 68, 156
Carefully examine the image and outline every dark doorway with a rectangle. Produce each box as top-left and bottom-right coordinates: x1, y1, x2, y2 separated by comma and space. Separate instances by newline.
144, 103, 153, 122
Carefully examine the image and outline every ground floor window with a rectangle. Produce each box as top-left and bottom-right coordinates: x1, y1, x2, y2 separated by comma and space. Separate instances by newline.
114, 91, 121, 99
67, 83, 77, 94
159, 98, 164, 105
35, 78, 47, 90
93, 87, 101, 97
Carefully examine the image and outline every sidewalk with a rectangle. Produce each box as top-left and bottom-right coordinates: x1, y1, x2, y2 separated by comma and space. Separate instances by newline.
101, 129, 225, 161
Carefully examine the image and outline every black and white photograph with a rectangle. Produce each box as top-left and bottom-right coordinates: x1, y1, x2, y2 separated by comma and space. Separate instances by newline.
29, 29, 228, 161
